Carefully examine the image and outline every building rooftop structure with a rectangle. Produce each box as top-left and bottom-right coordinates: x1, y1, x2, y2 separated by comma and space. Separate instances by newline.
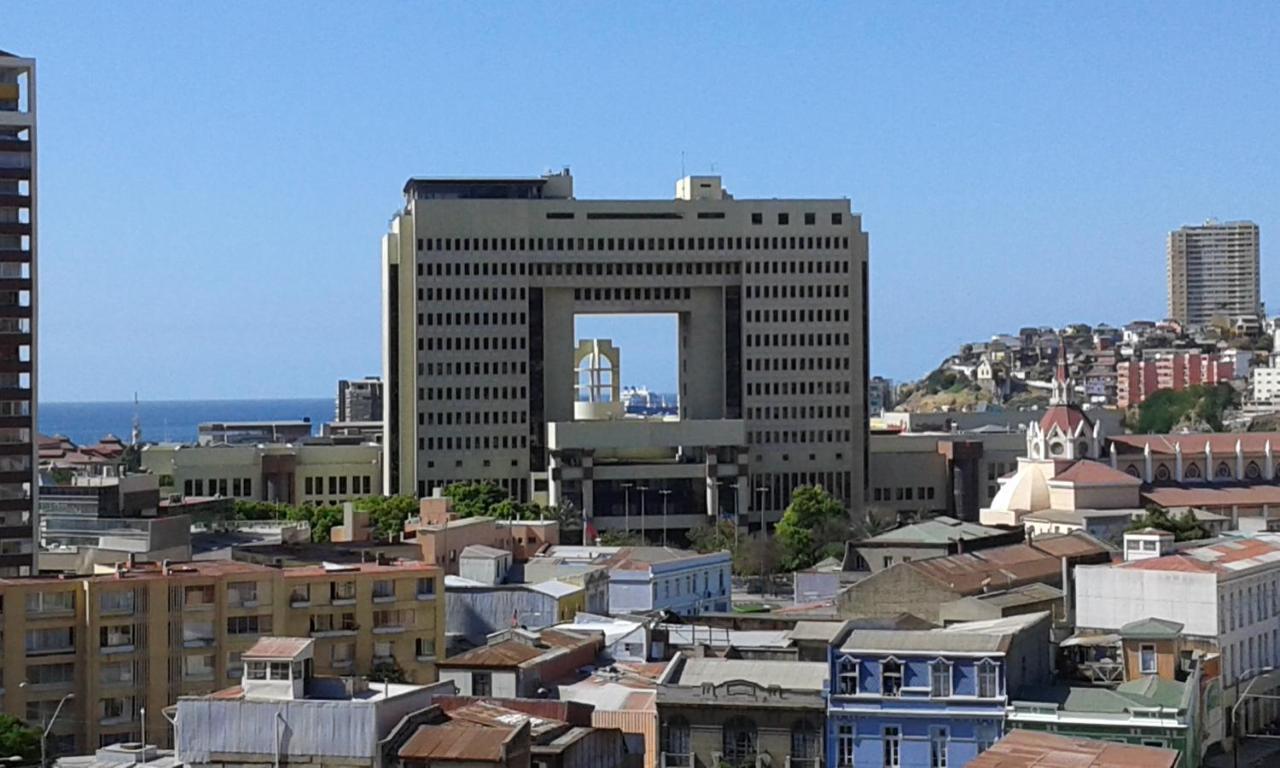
1117, 531, 1280, 577
904, 533, 1110, 594
966, 729, 1178, 768
54, 744, 181, 768
860, 515, 1010, 545
659, 657, 828, 691
398, 722, 523, 763
436, 628, 599, 670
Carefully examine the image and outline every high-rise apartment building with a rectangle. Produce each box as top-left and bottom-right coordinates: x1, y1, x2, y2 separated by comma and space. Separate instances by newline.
0, 51, 35, 577
383, 171, 869, 535
1, 559, 444, 754
1167, 220, 1261, 326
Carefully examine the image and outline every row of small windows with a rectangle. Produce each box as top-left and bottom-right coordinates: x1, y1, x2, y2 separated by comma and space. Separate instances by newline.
749, 309, 851, 325
417, 335, 528, 352
748, 380, 852, 397
183, 477, 252, 498
574, 287, 693, 302
417, 235, 849, 255
303, 475, 374, 496
748, 430, 854, 444
746, 257, 852, 275
421, 409, 528, 426
747, 355, 852, 372
420, 312, 528, 328
748, 404, 853, 420
422, 386, 526, 402
749, 283, 851, 299
420, 286, 527, 302
418, 478, 528, 502
871, 486, 938, 502
422, 434, 528, 451
747, 332, 852, 348
752, 471, 853, 510
421, 360, 528, 378
417, 360, 526, 378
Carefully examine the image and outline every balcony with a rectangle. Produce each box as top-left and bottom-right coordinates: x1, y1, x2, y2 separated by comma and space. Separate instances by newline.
0, 418, 31, 432
100, 643, 135, 656
0, 278, 31, 292
661, 754, 693, 768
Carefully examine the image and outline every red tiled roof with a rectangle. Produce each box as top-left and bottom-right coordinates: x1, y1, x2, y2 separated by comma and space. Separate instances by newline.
1051, 460, 1142, 487
1040, 405, 1092, 435
1110, 433, 1280, 456
399, 723, 520, 762
1142, 485, 1280, 509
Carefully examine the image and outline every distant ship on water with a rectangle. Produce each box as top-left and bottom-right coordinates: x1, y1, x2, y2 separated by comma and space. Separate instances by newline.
621, 386, 678, 416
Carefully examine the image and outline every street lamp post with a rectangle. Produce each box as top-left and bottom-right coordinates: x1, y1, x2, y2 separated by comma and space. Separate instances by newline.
1233, 666, 1276, 768
637, 486, 649, 544
19, 685, 73, 768
754, 485, 769, 595
622, 482, 633, 533
658, 489, 672, 547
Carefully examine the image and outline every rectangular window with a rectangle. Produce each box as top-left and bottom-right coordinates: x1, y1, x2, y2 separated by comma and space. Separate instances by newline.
99, 590, 134, 615
473, 671, 492, 696
930, 727, 949, 768
331, 580, 356, 602
26, 591, 74, 615
977, 661, 999, 698
1140, 643, 1158, 674
416, 637, 436, 658
99, 625, 134, 651
373, 580, 395, 600
183, 620, 215, 647
183, 654, 215, 681
837, 723, 855, 767
290, 583, 310, 605
778, 212, 790, 225
804, 212, 816, 225
28, 662, 74, 687
227, 615, 272, 635
227, 651, 243, 680
227, 581, 259, 607
831, 212, 843, 225
883, 726, 901, 768
930, 661, 952, 697
374, 639, 394, 660
100, 661, 134, 686
882, 661, 902, 697
416, 577, 436, 598
184, 584, 215, 608
331, 641, 355, 667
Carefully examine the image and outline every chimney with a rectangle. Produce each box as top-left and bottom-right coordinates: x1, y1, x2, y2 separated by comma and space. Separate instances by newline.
126, 552, 136, 570
161, 559, 170, 576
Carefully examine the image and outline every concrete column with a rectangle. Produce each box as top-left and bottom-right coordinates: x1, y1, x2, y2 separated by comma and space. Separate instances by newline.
705, 453, 719, 519
736, 477, 749, 528
582, 478, 594, 519
1144, 444, 1153, 483
547, 455, 561, 509
1268, 441, 1275, 480
1175, 443, 1184, 483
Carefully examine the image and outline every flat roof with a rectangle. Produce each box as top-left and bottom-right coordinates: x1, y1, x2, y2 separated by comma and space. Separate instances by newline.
863, 516, 1008, 545
666, 658, 827, 691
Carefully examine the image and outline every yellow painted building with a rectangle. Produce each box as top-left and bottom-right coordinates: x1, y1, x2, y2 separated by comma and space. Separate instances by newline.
0, 558, 443, 754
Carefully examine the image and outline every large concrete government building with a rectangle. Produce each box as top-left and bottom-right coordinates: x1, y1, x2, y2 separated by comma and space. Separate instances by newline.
382, 170, 869, 537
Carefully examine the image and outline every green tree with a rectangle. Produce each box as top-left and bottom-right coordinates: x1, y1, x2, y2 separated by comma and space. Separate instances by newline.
599, 530, 646, 546
442, 482, 510, 518
776, 485, 849, 570
233, 500, 295, 521
0, 715, 40, 762
367, 658, 408, 684
356, 495, 420, 542
1135, 383, 1239, 433
687, 520, 737, 554
1126, 507, 1210, 542
733, 532, 783, 590
489, 498, 542, 521
284, 505, 345, 543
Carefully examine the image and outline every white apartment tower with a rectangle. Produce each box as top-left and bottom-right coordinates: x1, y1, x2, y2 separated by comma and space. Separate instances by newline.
0, 51, 35, 576
1168, 220, 1261, 327
382, 171, 869, 536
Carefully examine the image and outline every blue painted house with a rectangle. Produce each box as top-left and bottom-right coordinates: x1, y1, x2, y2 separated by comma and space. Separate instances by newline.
827, 612, 1051, 767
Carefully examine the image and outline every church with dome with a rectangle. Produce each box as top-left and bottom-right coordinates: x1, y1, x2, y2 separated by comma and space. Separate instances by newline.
981, 347, 1144, 531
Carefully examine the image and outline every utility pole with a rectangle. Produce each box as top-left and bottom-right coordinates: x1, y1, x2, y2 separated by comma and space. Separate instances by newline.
659, 488, 672, 547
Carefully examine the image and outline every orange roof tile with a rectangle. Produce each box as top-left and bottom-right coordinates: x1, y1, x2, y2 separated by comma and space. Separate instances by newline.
1111, 433, 1280, 456
1052, 460, 1142, 487
967, 729, 1177, 768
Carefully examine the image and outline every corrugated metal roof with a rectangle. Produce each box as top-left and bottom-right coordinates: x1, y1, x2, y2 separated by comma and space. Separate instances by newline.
967, 729, 1177, 767
243, 637, 313, 660
843, 628, 1011, 655
864, 516, 1007, 545
398, 723, 518, 761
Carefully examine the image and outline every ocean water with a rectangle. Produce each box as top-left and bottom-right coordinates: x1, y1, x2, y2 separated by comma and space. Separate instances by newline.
39, 398, 334, 446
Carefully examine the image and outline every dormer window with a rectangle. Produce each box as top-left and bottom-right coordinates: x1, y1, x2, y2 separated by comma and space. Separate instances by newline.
837, 656, 859, 695
929, 659, 953, 697
881, 658, 902, 697
977, 659, 1000, 698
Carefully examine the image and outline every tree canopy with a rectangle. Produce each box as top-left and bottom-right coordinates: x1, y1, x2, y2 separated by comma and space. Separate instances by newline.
775, 484, 851, 570
354, 495, 420, 541
0, 715, 40, 762
442, 481, 513, 518
1126, 507, 1211, 542
1133, 383, 1238, 433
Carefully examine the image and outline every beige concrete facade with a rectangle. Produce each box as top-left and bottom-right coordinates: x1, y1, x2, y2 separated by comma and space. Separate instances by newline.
868, 432, 1025, 521
1168, 220, 1261, 326
383, 171, 869, 529
0, 559, 444, 755
140, 442, 382, 506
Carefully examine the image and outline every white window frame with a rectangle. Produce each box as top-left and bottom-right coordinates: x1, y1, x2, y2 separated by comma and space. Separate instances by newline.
976, 658, 1000, 698
1139, 643, 1158, 674
929, 658, 953, 698
837, 655, 859, 695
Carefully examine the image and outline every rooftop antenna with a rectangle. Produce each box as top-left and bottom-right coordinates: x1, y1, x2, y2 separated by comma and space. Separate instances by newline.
680, 151, 686, 178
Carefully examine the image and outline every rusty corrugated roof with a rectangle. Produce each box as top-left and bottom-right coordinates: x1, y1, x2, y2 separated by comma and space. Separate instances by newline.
398, 723, 519, 761
967, 730, 1177, 767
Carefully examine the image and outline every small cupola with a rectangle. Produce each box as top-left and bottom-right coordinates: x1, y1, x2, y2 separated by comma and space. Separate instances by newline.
241, 637, 315, 700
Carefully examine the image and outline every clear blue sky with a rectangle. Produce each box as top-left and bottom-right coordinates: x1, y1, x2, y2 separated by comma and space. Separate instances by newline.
9, 2, 1280, 401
